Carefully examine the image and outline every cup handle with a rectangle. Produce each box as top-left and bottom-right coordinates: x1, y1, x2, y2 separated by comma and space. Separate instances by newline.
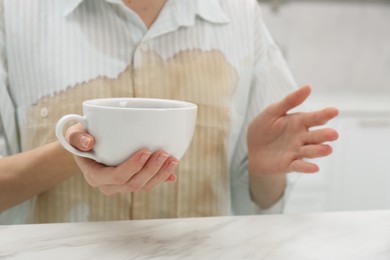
55, 114, 97, 161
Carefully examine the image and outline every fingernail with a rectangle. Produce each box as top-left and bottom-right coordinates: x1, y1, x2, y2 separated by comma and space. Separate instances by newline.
167, 161, 178, 171
80, 136, 91, 149
157, 154, 169, 164
140, 151, 151, 163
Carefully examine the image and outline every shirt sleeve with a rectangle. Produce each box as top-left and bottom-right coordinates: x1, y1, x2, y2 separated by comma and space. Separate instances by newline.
230, 3, 298, 215
0, 0, 20, 155
0, 119, 6, 156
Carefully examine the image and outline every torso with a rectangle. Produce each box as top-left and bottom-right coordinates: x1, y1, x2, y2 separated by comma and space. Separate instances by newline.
0, 0, 294, 223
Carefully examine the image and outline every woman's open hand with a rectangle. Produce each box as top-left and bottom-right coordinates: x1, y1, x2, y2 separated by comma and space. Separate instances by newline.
247, 85, 339, 176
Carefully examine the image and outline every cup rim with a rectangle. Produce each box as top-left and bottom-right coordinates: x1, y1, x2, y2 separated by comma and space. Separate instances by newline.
83, 97, 197, 111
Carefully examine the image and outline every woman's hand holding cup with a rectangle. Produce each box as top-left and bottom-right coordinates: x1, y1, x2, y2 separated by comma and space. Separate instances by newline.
65, 123, 178, 195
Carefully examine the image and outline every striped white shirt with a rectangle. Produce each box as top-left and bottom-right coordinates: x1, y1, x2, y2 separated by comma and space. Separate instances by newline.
0, 0, 297, 224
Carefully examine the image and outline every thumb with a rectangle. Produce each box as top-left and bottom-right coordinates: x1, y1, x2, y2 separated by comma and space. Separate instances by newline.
66, 123, 95, 151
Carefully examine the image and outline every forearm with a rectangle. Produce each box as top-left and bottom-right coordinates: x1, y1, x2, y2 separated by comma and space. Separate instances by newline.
249, 172, 286, 209
0, 142, 79, 212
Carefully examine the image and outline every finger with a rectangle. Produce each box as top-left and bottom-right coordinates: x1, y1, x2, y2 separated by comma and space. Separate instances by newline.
101, 153, 175, 193
121, 151, 170, 191
67, 124, 95, 151
299, 144, 332, 159
304, 128, 339, 144
266, 85, 311, 117
303, 107, 339, 128
165, 173, 177, 182
290, 159, 319, 173
143, 158, 178, 191
113, 149, 153, 184
76, 149, 152, 186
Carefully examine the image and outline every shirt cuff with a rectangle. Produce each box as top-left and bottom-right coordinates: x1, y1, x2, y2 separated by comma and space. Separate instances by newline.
231, 168, 299, 215
231, 170, 286, 215
251, 192, 285, 214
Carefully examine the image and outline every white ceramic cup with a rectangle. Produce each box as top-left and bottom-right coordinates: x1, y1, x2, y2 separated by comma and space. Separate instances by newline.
56, 98, 197, 166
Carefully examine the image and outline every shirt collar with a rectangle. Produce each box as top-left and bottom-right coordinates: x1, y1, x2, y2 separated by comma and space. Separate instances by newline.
63, 0, 230, 25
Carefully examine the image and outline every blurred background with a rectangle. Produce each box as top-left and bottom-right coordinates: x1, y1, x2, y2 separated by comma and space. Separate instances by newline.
258, 0, 390, 213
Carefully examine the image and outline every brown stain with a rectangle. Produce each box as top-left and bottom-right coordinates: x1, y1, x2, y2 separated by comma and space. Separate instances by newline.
24, 49, 238, 222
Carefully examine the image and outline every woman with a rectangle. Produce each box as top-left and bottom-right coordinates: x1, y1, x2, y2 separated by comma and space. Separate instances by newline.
0, 0, 338, 224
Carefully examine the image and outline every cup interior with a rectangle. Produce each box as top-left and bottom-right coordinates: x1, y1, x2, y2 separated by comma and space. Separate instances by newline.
85, 98, 196, 110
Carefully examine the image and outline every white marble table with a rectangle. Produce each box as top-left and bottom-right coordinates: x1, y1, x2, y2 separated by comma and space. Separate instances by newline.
1, 210, 390, 259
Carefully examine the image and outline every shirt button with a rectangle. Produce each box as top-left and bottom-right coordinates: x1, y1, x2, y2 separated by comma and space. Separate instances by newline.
40, 107, 49, 118
139, 43, 149, 52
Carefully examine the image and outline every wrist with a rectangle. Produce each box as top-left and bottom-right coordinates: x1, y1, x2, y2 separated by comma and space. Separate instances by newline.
249, 171, 287, 209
